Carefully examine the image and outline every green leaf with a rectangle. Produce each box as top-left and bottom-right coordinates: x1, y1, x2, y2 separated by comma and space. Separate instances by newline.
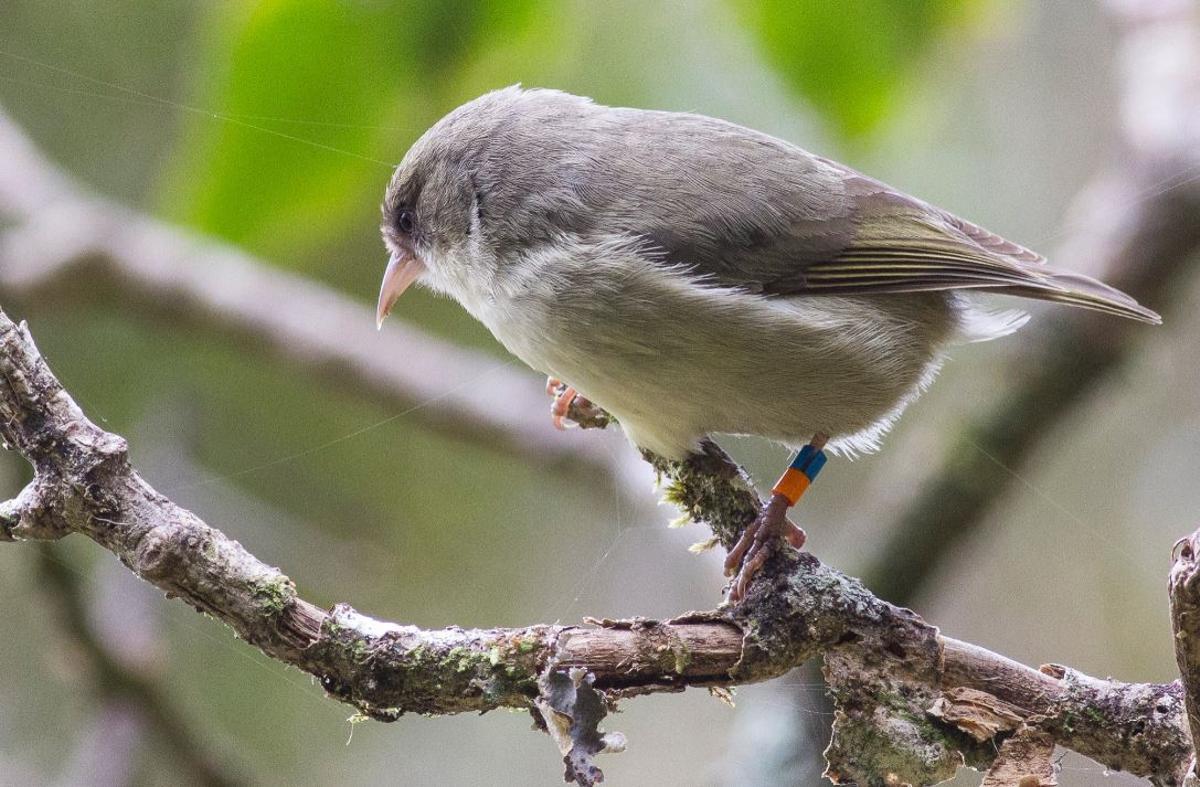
736, 0, 987, 139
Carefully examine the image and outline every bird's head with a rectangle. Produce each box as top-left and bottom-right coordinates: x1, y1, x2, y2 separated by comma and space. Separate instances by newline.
375, 122, 477, 328
376, 87, 598, 328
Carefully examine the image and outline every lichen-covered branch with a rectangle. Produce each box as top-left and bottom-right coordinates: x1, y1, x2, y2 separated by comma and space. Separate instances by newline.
1171, 529, 1200, 782
0, 308, 1193, 785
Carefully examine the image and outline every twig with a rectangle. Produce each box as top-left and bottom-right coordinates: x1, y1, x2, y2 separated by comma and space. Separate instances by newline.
0, 309, 1192, 785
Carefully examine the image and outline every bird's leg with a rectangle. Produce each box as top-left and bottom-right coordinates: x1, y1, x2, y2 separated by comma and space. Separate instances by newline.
725, 433, 828, 601
545, 377, 597, 431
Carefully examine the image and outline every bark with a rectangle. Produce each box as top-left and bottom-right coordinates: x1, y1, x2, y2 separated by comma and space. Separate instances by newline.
1171, 529, 1200, 783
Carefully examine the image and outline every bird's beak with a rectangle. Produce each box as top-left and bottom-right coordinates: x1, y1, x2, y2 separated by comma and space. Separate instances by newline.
375, 251, 425, 329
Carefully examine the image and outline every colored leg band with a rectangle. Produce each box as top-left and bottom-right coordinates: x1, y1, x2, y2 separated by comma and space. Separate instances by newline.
771, 443, 828, 506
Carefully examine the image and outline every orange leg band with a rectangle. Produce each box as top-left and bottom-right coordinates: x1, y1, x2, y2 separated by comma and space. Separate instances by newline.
772, 467, 811, 507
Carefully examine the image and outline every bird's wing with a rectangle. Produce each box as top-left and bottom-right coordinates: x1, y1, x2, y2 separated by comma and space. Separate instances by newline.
781, 163, 1157, 322
597, 112, 1158, 323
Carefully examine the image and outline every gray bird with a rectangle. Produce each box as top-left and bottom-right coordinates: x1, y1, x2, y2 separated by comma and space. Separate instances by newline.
375, 87, 1159, 599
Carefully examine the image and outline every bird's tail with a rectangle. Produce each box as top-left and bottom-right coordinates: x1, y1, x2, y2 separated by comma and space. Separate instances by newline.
995, 267, 1161, 324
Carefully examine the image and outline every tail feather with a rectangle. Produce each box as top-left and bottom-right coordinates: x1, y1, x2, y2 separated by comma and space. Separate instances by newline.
997, 268, 1161, 324
819, 202, 1163, 324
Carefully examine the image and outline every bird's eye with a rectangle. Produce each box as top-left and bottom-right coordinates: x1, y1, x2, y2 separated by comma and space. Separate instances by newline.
397, 209, 416, 234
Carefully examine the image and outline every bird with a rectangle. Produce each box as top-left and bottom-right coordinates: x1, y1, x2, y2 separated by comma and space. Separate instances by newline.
374, 87, 1159, 600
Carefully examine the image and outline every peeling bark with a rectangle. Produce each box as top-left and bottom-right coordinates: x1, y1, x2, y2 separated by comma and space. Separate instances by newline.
980, 729, 1057, 787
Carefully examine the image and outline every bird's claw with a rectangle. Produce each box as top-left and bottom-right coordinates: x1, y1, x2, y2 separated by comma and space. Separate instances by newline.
724, 493, 805, 602
545, 377, 598, 431
547, 378, 579, 430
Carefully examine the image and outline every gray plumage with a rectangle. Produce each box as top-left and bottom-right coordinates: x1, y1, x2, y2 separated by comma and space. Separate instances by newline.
377, 87, 1159, 458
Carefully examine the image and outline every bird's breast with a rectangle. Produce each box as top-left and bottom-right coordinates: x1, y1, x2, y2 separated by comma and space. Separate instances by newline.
453, 240, 954, 457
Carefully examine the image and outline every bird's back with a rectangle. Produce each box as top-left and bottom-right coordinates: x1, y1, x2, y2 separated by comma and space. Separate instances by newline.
458, 88, 856, 278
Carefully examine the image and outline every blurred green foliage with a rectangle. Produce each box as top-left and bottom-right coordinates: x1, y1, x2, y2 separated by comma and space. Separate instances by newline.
734, 0, 986, 138
164, 0, 541, 263
159, 0, 989, 266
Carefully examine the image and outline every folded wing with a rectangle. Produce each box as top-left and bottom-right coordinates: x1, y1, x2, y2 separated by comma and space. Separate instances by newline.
788, 172, 1159, 323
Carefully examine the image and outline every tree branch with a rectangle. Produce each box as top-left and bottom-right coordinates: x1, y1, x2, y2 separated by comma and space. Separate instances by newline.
1171, 529, 1200, 784
0, 308, 1192, 785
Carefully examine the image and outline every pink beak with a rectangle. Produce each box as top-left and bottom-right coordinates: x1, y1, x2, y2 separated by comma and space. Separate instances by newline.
375, 251, 426, 329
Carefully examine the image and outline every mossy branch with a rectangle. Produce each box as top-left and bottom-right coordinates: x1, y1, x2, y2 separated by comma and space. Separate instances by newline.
0, 306, 1194, 786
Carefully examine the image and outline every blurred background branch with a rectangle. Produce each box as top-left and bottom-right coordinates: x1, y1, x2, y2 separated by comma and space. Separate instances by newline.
34, 545, 244, 787
0, 107, 640, 483
866, 0, 1200, 607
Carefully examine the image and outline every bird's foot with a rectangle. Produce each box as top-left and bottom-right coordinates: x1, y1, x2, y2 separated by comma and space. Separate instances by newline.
723, 433, 829, 602
723, 493, 806, 602
546, 377, 599, 430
